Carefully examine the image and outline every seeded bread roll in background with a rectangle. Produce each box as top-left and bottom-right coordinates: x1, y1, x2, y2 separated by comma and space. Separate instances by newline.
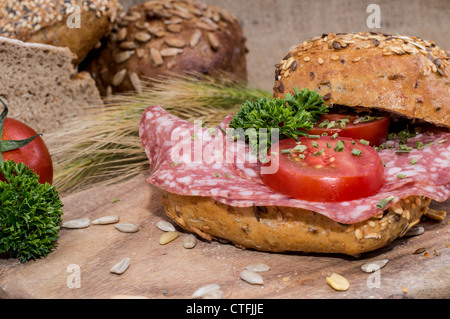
0, 0, 120, 65
273, 32, 450, 128
85, 0, 248, 96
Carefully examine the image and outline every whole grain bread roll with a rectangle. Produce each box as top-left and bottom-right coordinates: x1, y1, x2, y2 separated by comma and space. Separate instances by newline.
86, 0, 248, 96
162, 191, 431, 255
0, 0, 120, 65
273, 32, 450, 128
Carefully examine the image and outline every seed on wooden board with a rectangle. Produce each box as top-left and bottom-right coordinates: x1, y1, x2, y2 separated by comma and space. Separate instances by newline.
414, 247, 426, 254
192, 284, 223, 299
61, 218, 90, 229
326, 273, 350, 291
114, 223, 139, 233
240, 270, 264, 285
156, 220, 176, 232
361, 259, 389, 273
190, 29, 202, 47
114, 50, 134, 64
160, 48, 184, 57
183, 234, 197, 249
134, 32, 151, 43
208, 32, 220, 51
165, 38, 186, 48
110, 257, 131, 275
112, 69, 127, 86
404, 225, 424, 237
159, 231, 179, 245
92, 215, 120, 225
245, 263, 271, 272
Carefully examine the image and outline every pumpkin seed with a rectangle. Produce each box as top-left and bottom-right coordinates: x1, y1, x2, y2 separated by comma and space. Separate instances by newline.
156, 220, 176, 232
360, 259, 389, 273
61, 217, 90, 229
92, 215, 120, 225
114, 223, 139, 233
183, 234, 197, 249
192, 284, 223, 299
112, 69, 127, 86
245, 263, 271, 272
159, 231, 179, 244
240, 270, 264, 285
326, 273, 350, 291
110, 257, 130, 275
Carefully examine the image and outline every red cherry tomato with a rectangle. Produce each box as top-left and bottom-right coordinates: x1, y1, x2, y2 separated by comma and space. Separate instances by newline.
1, 118, 53, 184
307, 113, 390, 146
261, 136, 385, 202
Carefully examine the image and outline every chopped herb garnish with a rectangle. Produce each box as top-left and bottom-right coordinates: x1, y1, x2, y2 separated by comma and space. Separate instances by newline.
293, 144, 308, 153
312, 141, 319, 148
331, 133, 339, 139
312, 149, 325, 156
359, 139, 370, 145
214, 172, 219, 178
424, 141, 434, 147
438, 139, 447, 144
396, 174, 407, 179
351, 148, 362, 156
387, 133, 397, 140
308, 134, 321, 139
326, 142, 332, 148
410, 158, 418, 165
208, 127, 217, 136
281, 149, 291, 154
321, 132, 328, 136
225, 172, 232, 179
191, 134, 198, 140
415, 141, 423, 150
376, 195, 395, 209
334, 140, 345, 152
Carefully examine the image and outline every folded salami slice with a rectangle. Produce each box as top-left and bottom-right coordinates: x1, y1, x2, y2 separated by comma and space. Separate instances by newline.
139, 105, 450, 224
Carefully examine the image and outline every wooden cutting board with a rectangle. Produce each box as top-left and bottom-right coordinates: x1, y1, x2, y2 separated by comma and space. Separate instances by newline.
0, 173, 449, 299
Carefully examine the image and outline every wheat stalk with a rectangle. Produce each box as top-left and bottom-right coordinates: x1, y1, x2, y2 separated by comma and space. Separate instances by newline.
46, 72, 271, 194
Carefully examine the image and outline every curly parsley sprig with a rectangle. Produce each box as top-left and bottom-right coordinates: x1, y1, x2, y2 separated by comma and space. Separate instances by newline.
0, 160, 63, 263
229, 88, 328, 152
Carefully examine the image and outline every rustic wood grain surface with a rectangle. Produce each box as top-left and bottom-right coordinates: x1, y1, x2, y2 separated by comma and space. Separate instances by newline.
122, 0, 450, 91
0, 173, 448, 299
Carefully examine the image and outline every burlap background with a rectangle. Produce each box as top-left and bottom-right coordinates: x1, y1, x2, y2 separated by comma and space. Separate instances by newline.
121, 0, 450, 91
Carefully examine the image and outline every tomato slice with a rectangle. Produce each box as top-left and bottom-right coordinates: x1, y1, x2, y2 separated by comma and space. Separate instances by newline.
307, 113, 390, 146
261, 136, 385, 202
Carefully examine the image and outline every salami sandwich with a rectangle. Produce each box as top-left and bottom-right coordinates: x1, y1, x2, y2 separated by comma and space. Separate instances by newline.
139, 32, 449, 255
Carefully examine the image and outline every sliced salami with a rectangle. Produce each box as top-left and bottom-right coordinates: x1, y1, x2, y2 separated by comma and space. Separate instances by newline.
139, 105, 450, 224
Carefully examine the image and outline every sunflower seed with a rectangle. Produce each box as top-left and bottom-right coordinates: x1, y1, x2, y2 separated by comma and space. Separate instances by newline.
61, 217, 90, 229
129, 72, 142, 94
196, 20, 217, 31
361, 259, 389, 273
245, 263, 271, 272
114, 50, 134, 64
326, 273, 350, 291
183, 234, 197, 249
147, 25, 165, 37
404, 225, 424, 237
92, 215, 120, 225
150, 48, 164, 65
135, 32, 151, 43
160, 48, 184, 57
110, 257, 130, 275
114, 223, 139, 233
165, 38, 186, 48
119, 41, 136, 50
207, 32, 220, 51
156, 220, 176, 232
159, 231, 179, 244
112, 69, 127, 86
192, 284, 223, 299
190, 29, 202, 48
167, 24, 182, 33
240, 270, 264, 285
116, 28, 128, 42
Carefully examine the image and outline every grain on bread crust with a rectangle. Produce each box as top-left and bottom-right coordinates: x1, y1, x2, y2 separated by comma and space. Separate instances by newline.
0, 0, 120, 65
273, 32, 450, 128
86, 0, 248, 96
162, 190, 431, 255
0, 36, 102, 134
